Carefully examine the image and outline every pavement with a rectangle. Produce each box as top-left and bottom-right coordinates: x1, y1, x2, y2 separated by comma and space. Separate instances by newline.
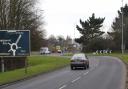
1, 56, 126, 89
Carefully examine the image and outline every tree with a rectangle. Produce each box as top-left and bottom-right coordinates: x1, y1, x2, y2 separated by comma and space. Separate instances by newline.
57, 35, 65, 47
63, 36, 72, 52
108, 4, 128, 51
65, 36, 72, 47
75, 13, 105, 52
0, 0, 45, 51
47, 35, 58, 52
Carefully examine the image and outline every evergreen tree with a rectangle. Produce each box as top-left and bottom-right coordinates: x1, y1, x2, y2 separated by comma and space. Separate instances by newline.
108, 4, 128, 51
75, 13, 105, 52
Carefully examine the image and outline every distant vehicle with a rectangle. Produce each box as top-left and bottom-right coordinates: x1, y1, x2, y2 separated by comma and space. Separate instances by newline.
70, 53, 89, 70
40, 47, 51, 54
57, 50, 62, 53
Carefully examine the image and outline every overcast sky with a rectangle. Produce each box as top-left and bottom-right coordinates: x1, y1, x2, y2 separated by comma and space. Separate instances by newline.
36, 0, 128, 38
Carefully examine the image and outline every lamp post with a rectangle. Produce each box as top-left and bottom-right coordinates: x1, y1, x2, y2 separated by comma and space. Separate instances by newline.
121, 0, 124, 54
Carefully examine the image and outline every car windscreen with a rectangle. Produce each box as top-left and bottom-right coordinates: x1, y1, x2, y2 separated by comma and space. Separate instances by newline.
40, 49, 46, 51
71, 54, 87, 60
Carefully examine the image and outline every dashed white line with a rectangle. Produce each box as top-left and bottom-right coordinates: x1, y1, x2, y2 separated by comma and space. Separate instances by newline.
83, 71, 89, 75
71, 77, 81, 83
59, 85, 67, 89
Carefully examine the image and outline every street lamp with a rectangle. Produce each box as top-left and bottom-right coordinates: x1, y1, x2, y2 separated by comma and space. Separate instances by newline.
121, 0, 124, 54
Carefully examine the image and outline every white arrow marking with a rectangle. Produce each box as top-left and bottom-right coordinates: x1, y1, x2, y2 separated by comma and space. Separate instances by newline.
16, 34, 21, 44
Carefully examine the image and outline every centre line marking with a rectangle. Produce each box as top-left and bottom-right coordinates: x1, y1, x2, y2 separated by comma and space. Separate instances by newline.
59, 85, 67, 89
71, 77, 81, 83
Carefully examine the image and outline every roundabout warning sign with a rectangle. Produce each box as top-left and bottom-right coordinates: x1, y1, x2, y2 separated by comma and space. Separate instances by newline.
0, 30, 30, 56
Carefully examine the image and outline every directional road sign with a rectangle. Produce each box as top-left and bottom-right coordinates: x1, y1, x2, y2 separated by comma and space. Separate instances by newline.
0, 30, 30, 56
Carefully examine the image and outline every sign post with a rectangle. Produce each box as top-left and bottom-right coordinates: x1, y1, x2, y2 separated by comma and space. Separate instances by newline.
0, 30, 30, 73
1, 57, 4, 72
25, 57, 29, 74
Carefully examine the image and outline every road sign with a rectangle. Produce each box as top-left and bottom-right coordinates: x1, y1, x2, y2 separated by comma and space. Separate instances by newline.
0, 30, 30, 56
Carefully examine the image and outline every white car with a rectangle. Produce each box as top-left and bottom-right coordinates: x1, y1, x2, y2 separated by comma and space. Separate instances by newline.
70, 53, 89, 70
40, 47, 51, 54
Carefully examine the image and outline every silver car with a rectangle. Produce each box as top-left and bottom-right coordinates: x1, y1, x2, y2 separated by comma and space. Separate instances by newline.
70, 53, 89, 70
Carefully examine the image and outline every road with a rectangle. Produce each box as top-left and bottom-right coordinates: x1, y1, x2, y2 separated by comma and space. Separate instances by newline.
1, 56, 126, 89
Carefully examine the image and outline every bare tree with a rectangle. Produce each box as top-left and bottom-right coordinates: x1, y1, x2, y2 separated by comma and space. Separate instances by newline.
0, 0, 45, 51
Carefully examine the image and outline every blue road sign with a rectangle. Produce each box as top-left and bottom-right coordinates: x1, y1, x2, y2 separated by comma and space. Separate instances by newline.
0, 30, 30, 56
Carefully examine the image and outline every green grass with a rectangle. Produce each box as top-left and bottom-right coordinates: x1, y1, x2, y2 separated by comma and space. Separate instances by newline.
63, 53, 73, 56
0, 56, 70, 85
91, 53, 128, 63
110, 54, 128, 63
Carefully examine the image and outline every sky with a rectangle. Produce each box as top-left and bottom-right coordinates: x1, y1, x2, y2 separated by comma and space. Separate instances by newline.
36, 0, 128, 39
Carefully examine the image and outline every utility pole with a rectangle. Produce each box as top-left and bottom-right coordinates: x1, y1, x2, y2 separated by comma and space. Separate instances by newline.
121, 0, 124, 54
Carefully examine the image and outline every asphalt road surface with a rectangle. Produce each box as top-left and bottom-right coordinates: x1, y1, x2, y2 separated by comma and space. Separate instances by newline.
1, 56, 126, 89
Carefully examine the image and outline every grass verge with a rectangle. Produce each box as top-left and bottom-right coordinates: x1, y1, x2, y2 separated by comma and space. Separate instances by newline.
62, 53, 73, 56
91, 53, 128, 62
0, 56, 70, 85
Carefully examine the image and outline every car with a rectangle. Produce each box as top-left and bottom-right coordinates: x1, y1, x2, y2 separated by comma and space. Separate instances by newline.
40, 47, 51, 54
57, 50, 62, 53
70, 53, 89, 70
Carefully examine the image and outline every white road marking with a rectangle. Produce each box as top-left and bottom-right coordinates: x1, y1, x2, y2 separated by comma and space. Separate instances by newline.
71, 77, 81, 83
83, 71, 89, 76
59, 85, 67, 89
